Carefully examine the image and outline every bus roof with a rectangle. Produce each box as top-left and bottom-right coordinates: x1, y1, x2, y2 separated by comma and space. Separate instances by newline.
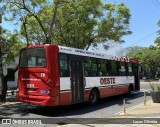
58, 45, 139, 64
23, 44, 139, 64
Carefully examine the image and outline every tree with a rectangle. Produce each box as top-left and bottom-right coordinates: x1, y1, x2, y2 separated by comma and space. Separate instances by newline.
0, 0, 57, 102
54, 1, 132, 49
124, 46, 146, 58
1, 0, 62, 44
1, 0, 132, 49
0, 0, 132, 101
125, 46, 160, 79
155, 20, 160, 47
0, 27, 24, 102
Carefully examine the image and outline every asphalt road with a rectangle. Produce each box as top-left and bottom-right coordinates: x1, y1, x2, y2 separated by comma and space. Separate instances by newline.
0, 82, 152, 126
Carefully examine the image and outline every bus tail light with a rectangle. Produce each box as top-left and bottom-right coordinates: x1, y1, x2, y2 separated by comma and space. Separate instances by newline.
47, 87, 50, 93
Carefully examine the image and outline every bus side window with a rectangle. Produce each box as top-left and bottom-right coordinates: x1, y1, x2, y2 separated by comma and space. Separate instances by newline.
106, 60, 111, 75
119, 62, 126, 76
97, 59, 108, 76
84, 61, 89, 76
128, 63, 133, 75
84, 57, 98, 77
59, 54, 69, 77
111, 61, 118, 76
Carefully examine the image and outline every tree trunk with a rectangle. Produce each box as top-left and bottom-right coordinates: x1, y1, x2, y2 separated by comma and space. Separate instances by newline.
47, 0, 59, 44
150, 68, 157, 80
0, 65, 18, 102
86, 43, 91, 51
22, 16, 29, 46
0, 74, 8, 102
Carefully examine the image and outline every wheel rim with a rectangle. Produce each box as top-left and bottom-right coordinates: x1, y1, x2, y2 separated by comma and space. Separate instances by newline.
90, 91, 97, 103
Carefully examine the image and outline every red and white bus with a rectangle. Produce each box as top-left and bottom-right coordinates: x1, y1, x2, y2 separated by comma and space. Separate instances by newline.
17, 44, 140, 106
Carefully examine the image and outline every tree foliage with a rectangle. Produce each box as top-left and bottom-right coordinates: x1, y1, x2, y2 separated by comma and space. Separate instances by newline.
125, 46, 160, 79
0, 0, 132, 102
1, 0, 62, 44
0, 26, 24, 102
124, 46, 146, 58
1, 0, 131, 49
54, 1, 132, 49
0, 28, 24, 64
155, 20, 160, 47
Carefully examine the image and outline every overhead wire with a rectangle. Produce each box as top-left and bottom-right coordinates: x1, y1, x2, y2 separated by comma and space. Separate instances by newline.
124, 0, 160, 48
154, 0, 160, 7
124, 31, 157, 48
150, 0, 160, 10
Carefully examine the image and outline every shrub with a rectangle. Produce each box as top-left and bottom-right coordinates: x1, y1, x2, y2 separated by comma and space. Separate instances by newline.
150, 83, 160, 92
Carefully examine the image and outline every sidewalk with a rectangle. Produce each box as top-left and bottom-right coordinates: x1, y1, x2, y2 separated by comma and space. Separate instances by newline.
54, 102, 160, 127
116, 102, 160, 118
108, 102, 160, 127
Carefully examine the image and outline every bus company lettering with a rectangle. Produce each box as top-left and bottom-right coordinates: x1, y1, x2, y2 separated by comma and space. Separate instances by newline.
100, 78, 115, 85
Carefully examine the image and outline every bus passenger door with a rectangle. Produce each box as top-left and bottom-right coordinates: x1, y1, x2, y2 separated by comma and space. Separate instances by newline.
70, 56, 84, 104
133, 65, 140, 90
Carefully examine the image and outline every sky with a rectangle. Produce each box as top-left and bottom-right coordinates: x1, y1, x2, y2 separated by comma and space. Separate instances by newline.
1, 0, 160, 53
90, 0, 160, 55
106, 0, 160, 48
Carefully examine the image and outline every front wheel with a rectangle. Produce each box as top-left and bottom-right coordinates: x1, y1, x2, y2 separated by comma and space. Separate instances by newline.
89, 89, 99, 105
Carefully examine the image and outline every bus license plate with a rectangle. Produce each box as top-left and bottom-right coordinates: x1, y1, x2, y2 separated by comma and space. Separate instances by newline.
40, 90, 47, 94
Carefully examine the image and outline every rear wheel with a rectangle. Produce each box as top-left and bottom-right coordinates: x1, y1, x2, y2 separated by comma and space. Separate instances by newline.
128, 85, 133, 95
89, 89, 99, 105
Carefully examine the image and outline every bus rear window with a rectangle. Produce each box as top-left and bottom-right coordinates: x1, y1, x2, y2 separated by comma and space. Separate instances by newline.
20, 47, 46, 67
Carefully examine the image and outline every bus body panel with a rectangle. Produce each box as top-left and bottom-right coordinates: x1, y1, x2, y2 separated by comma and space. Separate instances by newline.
17, 44, 139, 106
59, 77, 71, 105
60, 92, 71, 105
17, 93, 59, 106
59, 76, 134, 102
17, 44, 60, 106
47, 44, 60, 100
17, 68, 60, 106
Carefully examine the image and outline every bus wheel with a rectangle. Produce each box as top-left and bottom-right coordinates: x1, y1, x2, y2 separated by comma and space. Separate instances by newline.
128, 85, 133, 95
89, 89, 99, 105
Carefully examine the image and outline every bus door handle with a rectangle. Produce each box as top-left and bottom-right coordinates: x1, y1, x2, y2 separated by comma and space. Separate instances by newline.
70, 78, 75, 88
84, 78, 86, 87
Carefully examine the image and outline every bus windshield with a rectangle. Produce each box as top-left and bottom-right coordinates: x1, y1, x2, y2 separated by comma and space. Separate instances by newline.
20, 47, 46, 67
